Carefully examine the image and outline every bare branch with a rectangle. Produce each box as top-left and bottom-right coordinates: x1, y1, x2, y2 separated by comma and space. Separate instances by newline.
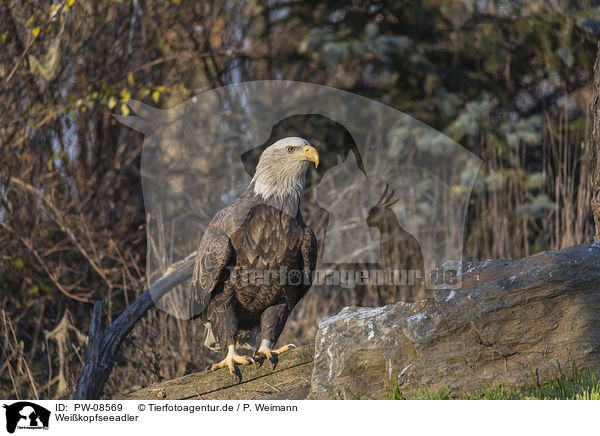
74, 251, 196, 399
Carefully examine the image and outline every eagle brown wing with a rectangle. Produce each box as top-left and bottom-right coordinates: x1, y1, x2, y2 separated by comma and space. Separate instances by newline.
299, 225, 318, 300
191, 227, 233, 314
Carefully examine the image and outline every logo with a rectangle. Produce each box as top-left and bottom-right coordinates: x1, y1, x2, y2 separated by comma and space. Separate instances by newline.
2, 402, 50, 434
115, 80, 481, 318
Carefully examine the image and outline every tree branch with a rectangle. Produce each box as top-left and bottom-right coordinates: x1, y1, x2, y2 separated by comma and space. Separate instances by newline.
73, 252, 196, 399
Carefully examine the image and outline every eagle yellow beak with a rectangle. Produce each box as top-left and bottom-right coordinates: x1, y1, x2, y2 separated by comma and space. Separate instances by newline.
302, 145, 319, 168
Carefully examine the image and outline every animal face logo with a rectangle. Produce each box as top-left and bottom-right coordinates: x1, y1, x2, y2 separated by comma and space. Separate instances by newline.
115, 80, 481, 319
2, 402, 50, 433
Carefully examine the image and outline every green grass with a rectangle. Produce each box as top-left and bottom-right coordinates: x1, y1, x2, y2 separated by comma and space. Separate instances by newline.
391, 362, 600, 400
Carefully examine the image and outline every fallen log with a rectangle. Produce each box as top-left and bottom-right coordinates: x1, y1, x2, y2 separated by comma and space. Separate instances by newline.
121, 346, 314, 400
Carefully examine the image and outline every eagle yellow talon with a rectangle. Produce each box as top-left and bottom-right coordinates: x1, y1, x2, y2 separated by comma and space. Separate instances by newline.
207, 345, 253, 383
254, 342, 296, 370
273, 343, 296, 354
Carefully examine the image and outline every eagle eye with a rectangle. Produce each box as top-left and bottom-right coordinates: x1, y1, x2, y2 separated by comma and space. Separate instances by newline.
286, 146, 295, 154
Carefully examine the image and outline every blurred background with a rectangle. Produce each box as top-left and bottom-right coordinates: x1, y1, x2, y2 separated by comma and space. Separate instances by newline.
1, 0, 599, 399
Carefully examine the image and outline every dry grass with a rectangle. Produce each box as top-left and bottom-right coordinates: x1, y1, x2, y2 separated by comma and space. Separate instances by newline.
465, 110, 592, 261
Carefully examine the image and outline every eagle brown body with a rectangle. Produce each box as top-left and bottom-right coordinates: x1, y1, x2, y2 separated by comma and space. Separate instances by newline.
191, 137, 319, 380
202, 196, 317, 349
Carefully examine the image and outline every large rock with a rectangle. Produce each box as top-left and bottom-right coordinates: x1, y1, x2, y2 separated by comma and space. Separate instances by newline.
309, 242, 600, 399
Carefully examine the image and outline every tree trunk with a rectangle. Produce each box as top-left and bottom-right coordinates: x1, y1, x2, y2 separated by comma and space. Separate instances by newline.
591, 42, 600, 240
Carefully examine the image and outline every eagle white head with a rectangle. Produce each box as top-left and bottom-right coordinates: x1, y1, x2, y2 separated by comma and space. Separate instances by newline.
251, 137, 319, 201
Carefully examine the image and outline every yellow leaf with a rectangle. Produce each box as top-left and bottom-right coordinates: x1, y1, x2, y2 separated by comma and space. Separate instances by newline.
152, 90, 160, 103
67, 0, 75, 6
120, 103, 130, 116
120, 88, 131, 101
127, 72, 135, 86
140, 87, 150, 97
108, 96, 117, 109
209, 17, 225, 49
32, 27, 40, 38
27, 37, 61, 81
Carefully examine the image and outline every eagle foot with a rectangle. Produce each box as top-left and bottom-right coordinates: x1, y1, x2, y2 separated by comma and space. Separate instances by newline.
205, 346, 254, 383
254, 343, 296, 370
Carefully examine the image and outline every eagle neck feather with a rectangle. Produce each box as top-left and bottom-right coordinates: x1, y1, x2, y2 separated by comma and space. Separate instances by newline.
250, 166, 306, 205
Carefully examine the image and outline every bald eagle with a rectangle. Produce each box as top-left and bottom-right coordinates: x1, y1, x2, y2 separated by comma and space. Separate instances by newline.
192, 137, 319, 381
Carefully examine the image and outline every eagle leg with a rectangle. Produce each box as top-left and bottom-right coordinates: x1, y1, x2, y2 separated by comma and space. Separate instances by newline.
254, 340, 296, 370
206, 345, 254, 383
